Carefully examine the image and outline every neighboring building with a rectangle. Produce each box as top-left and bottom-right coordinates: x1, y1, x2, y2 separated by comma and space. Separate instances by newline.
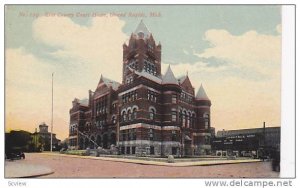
36, 122, 61, 151
69, 20, 212, 157
210, 127, 216, 138
212, 126, 280, 156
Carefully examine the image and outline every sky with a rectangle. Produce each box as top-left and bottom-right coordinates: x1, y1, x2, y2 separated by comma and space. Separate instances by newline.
5, 5, 281, 140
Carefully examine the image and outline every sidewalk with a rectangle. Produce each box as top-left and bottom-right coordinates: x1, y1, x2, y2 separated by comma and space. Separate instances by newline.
41, 152, 261, 167
5, 160, 54, 178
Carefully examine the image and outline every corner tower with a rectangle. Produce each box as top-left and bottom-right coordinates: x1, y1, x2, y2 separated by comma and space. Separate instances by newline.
122, 20, 162, 83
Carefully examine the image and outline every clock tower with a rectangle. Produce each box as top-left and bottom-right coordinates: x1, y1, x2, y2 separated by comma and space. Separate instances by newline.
122, 20, 162, 84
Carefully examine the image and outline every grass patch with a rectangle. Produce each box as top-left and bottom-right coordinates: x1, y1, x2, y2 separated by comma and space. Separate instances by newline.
63, 150, 86, 156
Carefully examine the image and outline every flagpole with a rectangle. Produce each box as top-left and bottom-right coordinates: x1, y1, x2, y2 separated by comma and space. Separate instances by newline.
51, 73, 54, 152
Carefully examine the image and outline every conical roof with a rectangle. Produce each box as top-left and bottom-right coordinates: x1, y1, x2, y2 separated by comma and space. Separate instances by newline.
134, 20, 151, 39
162, 65, 178, 85
196, 84, 210, 100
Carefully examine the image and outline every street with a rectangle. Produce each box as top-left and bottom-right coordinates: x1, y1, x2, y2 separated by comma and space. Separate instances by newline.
12, 153, 279, 178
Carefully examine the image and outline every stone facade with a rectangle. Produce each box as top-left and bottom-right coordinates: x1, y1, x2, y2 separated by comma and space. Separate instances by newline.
69, 20, 212, 157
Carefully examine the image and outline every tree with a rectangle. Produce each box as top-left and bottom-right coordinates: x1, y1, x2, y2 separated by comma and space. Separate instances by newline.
5, 130, 32, 152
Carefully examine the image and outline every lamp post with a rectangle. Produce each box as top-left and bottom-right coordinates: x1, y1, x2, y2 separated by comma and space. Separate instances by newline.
50, 73, 54, 152
34, 128, 37, 152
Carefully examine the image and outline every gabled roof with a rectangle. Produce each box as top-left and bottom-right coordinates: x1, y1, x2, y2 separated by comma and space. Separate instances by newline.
196, 84, 210, 100
162, 65, 178, 85
96, 75, 120, 91
134, 20, 151, 39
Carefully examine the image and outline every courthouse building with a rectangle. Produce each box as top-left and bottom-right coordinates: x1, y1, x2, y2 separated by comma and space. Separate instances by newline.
69, 21, 212, 157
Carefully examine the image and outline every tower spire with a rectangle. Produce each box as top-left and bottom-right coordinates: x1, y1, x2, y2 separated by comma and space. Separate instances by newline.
196, 84, 210, 100
134, 19, 151, 38
162, 65, 178, 85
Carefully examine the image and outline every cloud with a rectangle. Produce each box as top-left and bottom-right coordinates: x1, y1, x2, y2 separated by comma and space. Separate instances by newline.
32, 16, 128, 83
6, 17, 281, 139
162, 28, 281, 131
6, 16, 129, 139
183, 49, 189, 55
196, 29, 281, 78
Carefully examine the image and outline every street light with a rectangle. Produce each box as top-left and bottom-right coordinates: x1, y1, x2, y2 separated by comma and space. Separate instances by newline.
50, 73, 54, 152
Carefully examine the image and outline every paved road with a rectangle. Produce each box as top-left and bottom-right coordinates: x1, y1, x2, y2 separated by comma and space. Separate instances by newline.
18, 153, 279, 178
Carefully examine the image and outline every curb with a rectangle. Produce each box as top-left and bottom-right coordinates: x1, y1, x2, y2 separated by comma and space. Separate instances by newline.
5, 162, 54, 178
39, 152, 261, 167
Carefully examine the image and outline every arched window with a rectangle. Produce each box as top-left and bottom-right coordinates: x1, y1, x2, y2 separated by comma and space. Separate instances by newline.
149, 107, 156, 120
128, 109, 132, 121
179, 110, 183, 123
182, 111, 186, 127
187, 112, 191, 128
122, 111, 127, 122
132, 108, 137, 120
150, 109, 155, 120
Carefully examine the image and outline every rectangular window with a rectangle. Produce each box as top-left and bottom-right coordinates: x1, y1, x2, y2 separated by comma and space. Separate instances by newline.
149, 134, 153, 141
132, 146, 136, 155
150, 146, 155, 155
172, 147, 177, 155
127, 130, 131, 140
172, 130, 177, 141
171, 111, 177, 122
126, 147, 130, 154
172, 94, 177, 103
205, 136, 210, 145
133, 129, 137, 140
122, 131, 126, 141
121, 147, 125, 154
149, 129, 154, 141
205, 121, 209, 129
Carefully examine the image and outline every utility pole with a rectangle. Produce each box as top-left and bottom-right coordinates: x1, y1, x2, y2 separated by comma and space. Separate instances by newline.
35, 128, 37, 152
50, 73, 54, 152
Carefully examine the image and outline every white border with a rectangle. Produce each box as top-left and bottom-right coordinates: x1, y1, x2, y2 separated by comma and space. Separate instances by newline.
1, 1, 298, 188
281, 5, 296, 178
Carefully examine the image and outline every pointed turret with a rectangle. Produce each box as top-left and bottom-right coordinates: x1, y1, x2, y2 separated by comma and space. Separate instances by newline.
134, 20, 151, 39
97, 74, 104, 86
196, 84, 210, 100
162, 65, 178, 85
